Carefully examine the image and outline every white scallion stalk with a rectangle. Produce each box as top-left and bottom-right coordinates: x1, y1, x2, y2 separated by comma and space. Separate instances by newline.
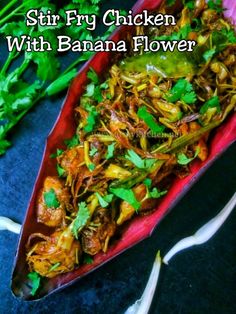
124, 251, 162, 314
0, 216, 21, 234
124, 192, 236, 314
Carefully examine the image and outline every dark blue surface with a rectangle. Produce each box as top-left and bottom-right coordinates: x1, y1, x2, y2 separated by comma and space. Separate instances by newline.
0, 1, 236, 313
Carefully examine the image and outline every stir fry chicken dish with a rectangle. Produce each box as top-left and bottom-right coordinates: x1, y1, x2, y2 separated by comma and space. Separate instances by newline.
26, 0, 236, 282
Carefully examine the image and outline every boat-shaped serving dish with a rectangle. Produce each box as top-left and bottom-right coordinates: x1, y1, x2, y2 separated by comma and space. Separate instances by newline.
11, 0, 236, 300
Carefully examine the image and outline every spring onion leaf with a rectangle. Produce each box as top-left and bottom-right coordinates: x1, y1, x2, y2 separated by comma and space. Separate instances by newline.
203, 48, 216, 62
43, 189, 60, 208
110, 187, 140, 211
105, 143, 116, 160
48, 262, 61, 272
27, 272, 41, 296
72, 202, 90, 239
96, 192, 113, 208
137, 106, 165, 134
125, 150, 156, 170
177, 147, 200, 165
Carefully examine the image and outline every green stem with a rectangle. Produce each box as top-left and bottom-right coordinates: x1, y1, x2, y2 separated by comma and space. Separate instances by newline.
0, 49, 19, 75
0, 4, 23, 26
0, 0, 18, 18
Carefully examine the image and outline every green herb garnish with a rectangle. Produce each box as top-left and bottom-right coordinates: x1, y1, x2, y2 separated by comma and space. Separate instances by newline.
65, 135, 80, 148
125, 150, 156, 170
200, 96, 220, 114
95, 192, 113, 208
110, 187, 140, 211
177, 147, 200, 165
105, 143, 116, 160
27, 272, 41, 296
167, 79, 197, 104
137, 106, 165, 134
72, 202, 90, 239
43, 189, 60, 208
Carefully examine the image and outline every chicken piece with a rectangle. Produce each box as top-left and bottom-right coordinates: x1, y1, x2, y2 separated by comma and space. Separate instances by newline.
59, 146, 84, 177
37, 176, 71, 227
81, 208, 116, 255
27, 231, 81, 278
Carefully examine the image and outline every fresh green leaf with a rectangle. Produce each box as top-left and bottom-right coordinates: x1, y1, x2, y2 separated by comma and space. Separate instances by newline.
137, 106, 165, 134
207, 0, 223, 13
105, 143, 115, 160
95, 192, 113, 208
125, 150, 156, 170
50, 149, 64, 158
167, 0, 175, 6
89, 146, 98, 157
221, 28, 236, 44
88, 163, 95, 171
72, 202, 90, 239
65, 134, 80, 148
0, 139, 11, 155
57, 164, 65, 177
149, 187, 167, 198
84, 106, 98, 133
83, 254, 93, 264
27, 272, 41, 296
200, 96, 220, 114
110, 187, 140, 211
203, 48, 216, 61
167, 79, 197, 104
143, 178, 152, 189
43, 189, 60, 208
177, 147, 200, 165
87, 68, 99, 84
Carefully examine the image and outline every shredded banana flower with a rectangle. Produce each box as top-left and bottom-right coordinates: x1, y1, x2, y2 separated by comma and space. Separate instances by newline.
124, 192, 236, 314
0, 216, 21, 234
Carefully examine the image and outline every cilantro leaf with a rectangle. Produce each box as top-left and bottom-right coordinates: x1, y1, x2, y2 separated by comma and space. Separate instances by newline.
207, 0, 223, 13
72, 202, 90, 239
177, 147, 200, 165
27, 272, 41, 296
125, 150, 156, 170
105, 143, 115, 160
137, 106, 165, 134
50, 149, 64, 158
143, 178, 152, 189
110, 187, 140, 211
143, 178, 167, 199
65, 134, 80, 148
83, 254, 93, 265
89, 146, 98, 157
43, 189, 60, 208
57, 164, 65, 177
95, 192, 113, 208
221, 28, 236, 44
167, 79, 197, 104
200, 96, 220, 114
149, 188, 167, 199
167, 0, 175, 6
84, 106, 99, 133
29, 51, 60, 81
87, 68, 99, 84
88, 163, 96, 171
203, 48, 216, 62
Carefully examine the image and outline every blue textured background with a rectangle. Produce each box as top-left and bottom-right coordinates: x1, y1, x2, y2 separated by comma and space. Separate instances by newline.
0, 0, 236, 313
